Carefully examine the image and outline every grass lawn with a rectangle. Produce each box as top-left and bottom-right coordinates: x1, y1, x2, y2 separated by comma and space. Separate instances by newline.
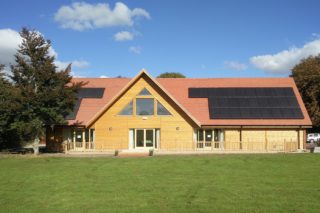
0, 154, 319, 213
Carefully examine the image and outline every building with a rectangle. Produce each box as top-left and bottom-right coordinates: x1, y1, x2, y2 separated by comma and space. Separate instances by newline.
46, 70, 312, 153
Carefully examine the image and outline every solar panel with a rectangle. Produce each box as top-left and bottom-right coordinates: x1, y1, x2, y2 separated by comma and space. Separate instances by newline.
65, 99, 82, 120
66, 88, 105, 120
191, 88, 304, 119
78, 88, 105, 98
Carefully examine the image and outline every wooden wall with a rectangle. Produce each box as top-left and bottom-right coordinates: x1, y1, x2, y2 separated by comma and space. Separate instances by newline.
91, 76, 195, 151
224, 129, 304, 151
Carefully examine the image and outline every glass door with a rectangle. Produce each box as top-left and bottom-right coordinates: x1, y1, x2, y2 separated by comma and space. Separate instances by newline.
145, 129, 154, 147
136, 129, 145, 148
135, 129, 156, 149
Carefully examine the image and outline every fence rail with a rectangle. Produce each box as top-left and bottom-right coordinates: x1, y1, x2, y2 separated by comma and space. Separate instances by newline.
65, 139, 298, 153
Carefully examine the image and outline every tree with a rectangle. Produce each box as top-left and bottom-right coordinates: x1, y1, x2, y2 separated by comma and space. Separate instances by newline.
291, 55, 320, 129
0, 65, 22, 148
10, 28, 84, 154
157, 72, 186, 78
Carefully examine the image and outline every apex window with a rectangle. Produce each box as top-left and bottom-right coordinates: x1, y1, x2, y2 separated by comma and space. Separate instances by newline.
136, 98, 154, 115
117, 88, 172, 116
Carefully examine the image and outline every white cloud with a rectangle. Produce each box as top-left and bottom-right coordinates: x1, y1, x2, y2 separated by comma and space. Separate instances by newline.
55, 60, 89, 70
0, 29, 22, 67
0, 28, 88, 75
99, 75, 109, 78
250, 39, 320, 74
54, 2, 150, 31
224, 61, 248, 70
129, 46, 141, 54
72, 60, 89, 68
114, 31, 134, 41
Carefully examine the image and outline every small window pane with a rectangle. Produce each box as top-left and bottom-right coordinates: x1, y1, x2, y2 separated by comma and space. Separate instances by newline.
146, 130, 154, 147
138, 88, 152, 96
119, 101, 133, 115
205, 130, 212, 142
198, 130, 204, 141
75, 131, 82, 142
157, 100, 172, 115
90, 129, 94, 142
136, 130, 144, 147
85, 129, 89, 142
136, 98, 154, 115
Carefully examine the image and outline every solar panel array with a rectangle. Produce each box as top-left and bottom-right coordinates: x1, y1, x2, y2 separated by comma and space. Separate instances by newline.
188, 88, 304, 119
66, 88, 105, 120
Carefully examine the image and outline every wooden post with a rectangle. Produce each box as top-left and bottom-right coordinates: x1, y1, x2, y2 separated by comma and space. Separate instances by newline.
265, 130, 268, 151
297, 129, 302, 150
73, 129, 76, 150
202, 130, 205, 149
239, 129, 242, 150
82, 129, 85, 151
88, 129, 91, 150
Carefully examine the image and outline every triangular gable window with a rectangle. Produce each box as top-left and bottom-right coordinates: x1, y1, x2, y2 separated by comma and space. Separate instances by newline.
119, 100, 133, 115
138, 88, 152, 96
157, 100, 172, 115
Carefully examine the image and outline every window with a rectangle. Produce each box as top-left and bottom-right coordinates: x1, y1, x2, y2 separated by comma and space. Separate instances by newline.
136, 98, 154, 115
205, 130, 212, 141
198, 129, 204, 141
214, 129, 224, 142
157, 100, 171, 115
75, 131, 83, 142
90, 129, 95, 142
119, 101, 133, 115
138, 88, 152, 96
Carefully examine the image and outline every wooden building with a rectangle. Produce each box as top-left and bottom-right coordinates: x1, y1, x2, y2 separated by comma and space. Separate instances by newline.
46, 70, 312, 153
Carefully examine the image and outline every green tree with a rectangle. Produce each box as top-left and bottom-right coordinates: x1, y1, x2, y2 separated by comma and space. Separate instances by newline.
0, 65, 22, 148
157, 72, 186, 78
10, 28, 84, 154
291, 55, 320, 129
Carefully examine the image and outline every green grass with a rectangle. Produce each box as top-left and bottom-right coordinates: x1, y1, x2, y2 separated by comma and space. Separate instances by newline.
0, 154, 319, 213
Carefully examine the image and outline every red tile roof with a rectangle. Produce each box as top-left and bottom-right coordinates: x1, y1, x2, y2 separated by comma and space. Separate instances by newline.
67, 78, 130, 126
68, 76, 312, 127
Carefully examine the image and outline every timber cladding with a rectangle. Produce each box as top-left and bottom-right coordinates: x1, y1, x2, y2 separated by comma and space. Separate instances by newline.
224, 129, 302, 151
92, 76, 195, 150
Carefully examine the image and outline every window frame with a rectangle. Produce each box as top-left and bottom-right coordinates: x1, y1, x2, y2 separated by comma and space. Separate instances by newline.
156, 99, 172, 116
116, 87, 173, 117
135, 97, 155, 116
118, 100, 134, 116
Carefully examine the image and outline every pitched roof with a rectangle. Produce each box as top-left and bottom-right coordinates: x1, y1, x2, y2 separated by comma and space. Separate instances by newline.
68, 73, 312, 127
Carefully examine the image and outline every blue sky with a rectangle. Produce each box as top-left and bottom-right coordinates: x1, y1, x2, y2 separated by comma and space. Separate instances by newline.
0, 0, 320, 78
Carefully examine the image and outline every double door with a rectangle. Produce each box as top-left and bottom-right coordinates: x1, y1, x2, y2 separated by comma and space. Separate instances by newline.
130, 129, 159, 149
136, 129, 155, 148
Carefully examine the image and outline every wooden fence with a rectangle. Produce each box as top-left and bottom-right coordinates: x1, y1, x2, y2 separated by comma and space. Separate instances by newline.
65, 139, 298, 152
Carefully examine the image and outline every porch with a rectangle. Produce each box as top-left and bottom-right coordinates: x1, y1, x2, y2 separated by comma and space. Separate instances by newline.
63, 127, 299, 153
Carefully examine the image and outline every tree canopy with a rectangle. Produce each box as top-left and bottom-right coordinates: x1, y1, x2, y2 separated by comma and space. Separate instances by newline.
291, 55, 320, 129
157, 72, 186, 78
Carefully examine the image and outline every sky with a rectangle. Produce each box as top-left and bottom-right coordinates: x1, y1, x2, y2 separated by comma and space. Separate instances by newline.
0, 0, 320, 78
